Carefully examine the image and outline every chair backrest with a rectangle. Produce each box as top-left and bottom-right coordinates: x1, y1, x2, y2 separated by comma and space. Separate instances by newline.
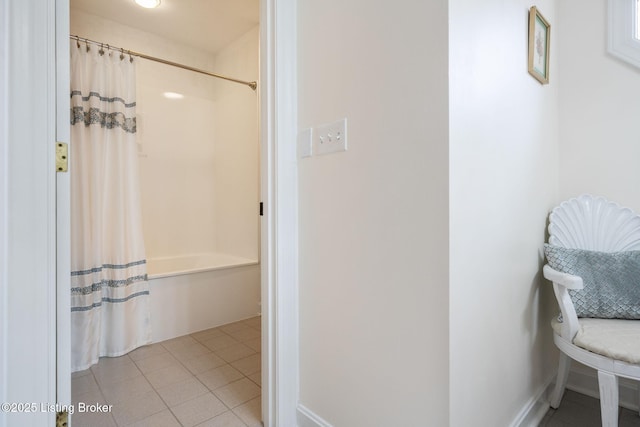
549, 194, 640, 252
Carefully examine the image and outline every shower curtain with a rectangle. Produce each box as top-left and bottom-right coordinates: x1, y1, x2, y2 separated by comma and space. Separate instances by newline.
70, 41, 151, 372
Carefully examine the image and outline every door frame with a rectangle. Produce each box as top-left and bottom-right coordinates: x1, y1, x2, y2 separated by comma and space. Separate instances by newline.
260, 0, 299, 425
54, 0, 300, 426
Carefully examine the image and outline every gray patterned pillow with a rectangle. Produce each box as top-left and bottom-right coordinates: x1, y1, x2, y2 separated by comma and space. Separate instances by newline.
544, 244, 640, 319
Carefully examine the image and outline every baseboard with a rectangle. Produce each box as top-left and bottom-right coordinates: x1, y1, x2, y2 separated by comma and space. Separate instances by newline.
296, 367, 638, 427
565, 365, 639, 412
297, 403, 334, 427
509, 375, 554, 427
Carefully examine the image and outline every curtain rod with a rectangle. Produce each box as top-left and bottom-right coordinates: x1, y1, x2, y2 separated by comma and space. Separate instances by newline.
70, 35, 257, 91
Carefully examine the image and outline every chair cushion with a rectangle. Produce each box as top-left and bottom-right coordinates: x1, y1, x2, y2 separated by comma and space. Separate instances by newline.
544, 244, 640, 319
552, 317, 640, 364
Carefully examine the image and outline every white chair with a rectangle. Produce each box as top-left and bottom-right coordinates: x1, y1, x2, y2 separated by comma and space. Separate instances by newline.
544, 194, 640, 427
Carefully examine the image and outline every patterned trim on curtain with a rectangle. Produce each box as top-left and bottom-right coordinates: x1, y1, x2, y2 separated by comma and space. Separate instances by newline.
71, 261, 148, 299
70, 90, 137, 132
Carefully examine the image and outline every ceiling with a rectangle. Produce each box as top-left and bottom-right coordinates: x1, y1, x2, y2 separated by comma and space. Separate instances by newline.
70, 0, 259, 54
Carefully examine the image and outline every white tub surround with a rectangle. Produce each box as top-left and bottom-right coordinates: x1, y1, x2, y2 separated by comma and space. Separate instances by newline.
147, 253, 260, 343
147, 253, 258, 279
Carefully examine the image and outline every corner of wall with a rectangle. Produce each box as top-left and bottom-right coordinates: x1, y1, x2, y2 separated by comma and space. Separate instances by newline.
448, 0, 560, 424
509, 375, 555, 427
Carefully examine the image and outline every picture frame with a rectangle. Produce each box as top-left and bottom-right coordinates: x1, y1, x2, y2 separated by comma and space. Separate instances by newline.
528, 6, 550, 84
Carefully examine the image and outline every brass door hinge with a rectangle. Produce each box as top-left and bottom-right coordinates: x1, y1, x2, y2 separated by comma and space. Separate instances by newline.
56, 410, 68, 427
56, 142, 68, 172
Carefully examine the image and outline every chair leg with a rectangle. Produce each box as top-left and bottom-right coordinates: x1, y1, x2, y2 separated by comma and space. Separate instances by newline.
550, 352, 571, 408
597, 370, 619, 427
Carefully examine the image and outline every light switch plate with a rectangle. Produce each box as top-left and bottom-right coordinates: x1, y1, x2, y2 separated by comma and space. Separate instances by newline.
314, 118, 347, 155
298, 128, 313, 159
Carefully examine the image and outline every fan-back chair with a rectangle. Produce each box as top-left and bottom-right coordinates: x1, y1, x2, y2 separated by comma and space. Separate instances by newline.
544, 194, 640, 427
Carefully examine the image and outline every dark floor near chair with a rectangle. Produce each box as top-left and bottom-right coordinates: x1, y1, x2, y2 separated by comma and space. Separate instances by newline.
539, 389, 640, 426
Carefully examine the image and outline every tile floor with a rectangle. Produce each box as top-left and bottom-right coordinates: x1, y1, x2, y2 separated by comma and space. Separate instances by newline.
539, 389, 640, 426
71, 316, 262, 427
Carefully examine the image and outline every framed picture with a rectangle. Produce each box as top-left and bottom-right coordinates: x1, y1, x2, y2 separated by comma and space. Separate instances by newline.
528, 6, 550, 84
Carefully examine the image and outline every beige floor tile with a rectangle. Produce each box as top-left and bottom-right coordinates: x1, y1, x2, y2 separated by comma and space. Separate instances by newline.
134, 352, 179, 374
230, 354, 261, 376
72, 368, 93, 379
70, 410, 118, 427
195, 410, 247, 427
202, 335, 240, 352
91, 354, 133, 371
70, 319, 262, 426
191, 327, 227, 343
233, 396, 262, 427
161, 335, 198, 351
99, 375, 153, 405
197, 365, 244, 391
246, 372, 261, 387
181, 352, 227, 375
167, 342, 211, 361
128, 343, 168, 361
72, 372, 100, 398
224, 327, 261, 342
219, 321, 249, 334
92, 358, 142, 387
145, 364, 193, 389
243, 338, 261, 352
110, 390, 166, 426
125, 409, 181, 427
241, 317, 261, 330
73, 387, 108, 410
156, 376, 208, 407
215, 343, 256, 363
213, 378, 261, 409
170, 393, 228, 427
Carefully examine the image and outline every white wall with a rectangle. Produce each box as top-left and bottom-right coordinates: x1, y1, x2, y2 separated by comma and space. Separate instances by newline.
558, 0, 640, 212
449, 1, 560, 426
70, 10, 259, 262
556, 0, 640, 404
297, 1, 450, 426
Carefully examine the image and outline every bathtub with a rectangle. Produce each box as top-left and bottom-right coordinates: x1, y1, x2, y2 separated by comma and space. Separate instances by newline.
147, 253, 260, 343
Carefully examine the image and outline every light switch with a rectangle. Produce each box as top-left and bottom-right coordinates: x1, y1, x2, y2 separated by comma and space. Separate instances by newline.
314, 118, 347, 155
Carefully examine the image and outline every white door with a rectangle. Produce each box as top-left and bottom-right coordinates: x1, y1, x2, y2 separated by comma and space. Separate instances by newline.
1, 0, 66, 425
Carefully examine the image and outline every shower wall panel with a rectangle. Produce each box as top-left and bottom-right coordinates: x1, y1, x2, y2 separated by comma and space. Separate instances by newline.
70, 10, 260, 263
212, 26, 260, 261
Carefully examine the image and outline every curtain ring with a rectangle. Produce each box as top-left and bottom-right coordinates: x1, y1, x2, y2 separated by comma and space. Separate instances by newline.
120, 48, 125, 61
99, 43, 105, 56
85, 40, 90, 52
129, 53, 134, 63
76, 38, 80, 49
